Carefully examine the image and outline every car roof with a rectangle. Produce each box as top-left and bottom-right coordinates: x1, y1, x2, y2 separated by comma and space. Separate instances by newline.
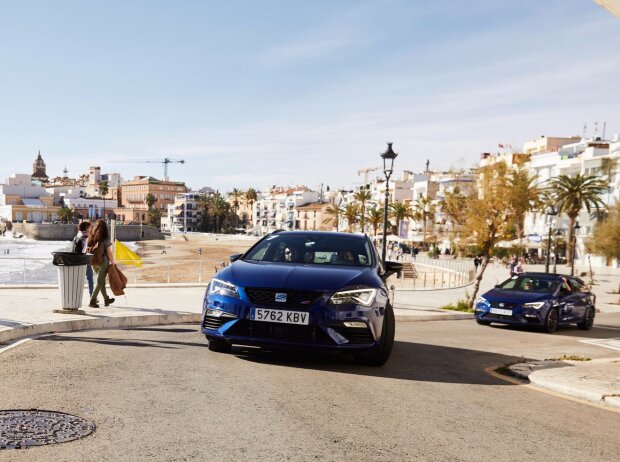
271, 230, 368, 240
519, 272, 574, 280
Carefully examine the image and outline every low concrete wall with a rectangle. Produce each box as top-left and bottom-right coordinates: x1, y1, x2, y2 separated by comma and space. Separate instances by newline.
12, 223, 164, 241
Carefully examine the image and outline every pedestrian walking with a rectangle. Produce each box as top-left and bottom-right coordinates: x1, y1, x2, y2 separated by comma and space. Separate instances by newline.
86, 219, 116, 308
72, 221, 94, 297
473, 255, 481, 272
513, 258, 525, 275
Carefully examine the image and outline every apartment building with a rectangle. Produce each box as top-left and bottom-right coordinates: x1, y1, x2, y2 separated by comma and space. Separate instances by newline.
0, 174, 58, 223
116, 176, 187, 224
254, 186, 319, 233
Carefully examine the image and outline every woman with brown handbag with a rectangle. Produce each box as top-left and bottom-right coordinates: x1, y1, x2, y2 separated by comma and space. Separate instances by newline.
86, 219, 116, 308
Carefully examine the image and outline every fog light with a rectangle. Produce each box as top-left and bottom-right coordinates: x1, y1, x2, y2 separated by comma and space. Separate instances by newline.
206, 309, 236, 318
343, 321, 367, 328
524, 314, 537, 318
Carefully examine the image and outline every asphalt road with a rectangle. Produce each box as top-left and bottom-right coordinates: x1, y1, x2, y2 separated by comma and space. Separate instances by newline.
1, 314, 620, 462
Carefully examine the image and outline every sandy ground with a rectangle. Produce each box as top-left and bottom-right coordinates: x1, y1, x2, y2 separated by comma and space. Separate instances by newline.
121, 235, 258, 284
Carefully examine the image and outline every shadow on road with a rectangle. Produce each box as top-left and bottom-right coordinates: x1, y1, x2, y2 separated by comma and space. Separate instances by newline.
234, 340, 531, 386
487, 323, 620, 339
36, 334, 206, 350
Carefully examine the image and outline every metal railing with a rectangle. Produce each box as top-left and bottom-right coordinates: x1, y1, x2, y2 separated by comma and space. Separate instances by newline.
0, 255, 476, 289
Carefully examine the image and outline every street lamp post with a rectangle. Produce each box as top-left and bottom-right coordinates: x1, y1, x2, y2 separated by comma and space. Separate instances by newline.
380, 143, 398, 265
570, 221, 581, 276
544, 205, 557, 273
553, 229, 562, 274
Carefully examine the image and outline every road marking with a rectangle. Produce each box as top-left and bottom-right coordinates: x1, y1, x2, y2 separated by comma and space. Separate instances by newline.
0, 337, 32, 355
579, 338, 620, 351
485, 367, 620, 415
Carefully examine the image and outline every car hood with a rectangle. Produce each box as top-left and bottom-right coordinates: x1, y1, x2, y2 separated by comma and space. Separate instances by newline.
482, 289, 553, 304
217, 260, 380, 292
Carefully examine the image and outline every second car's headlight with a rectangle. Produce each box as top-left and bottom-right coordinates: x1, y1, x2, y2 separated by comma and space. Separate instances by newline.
523, 301, 545, 309
329, 288, 377, 306
475, 296, 489, 305
209, 278, 240, 298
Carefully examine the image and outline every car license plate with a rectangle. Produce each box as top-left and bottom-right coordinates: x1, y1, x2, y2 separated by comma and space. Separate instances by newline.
251, 308, 309, 325
490, 308, 512, 316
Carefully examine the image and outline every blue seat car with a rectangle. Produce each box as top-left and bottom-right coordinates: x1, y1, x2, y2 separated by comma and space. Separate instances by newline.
474, 272, 596, 333
201, 231, 402, 366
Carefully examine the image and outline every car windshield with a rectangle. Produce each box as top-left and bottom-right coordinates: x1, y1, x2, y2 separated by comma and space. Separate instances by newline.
243, 234, 373, 267
497, 275, 558, 293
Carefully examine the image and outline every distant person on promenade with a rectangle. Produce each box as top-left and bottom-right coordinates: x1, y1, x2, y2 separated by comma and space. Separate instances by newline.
72, 221, 93, 297
86, 219, 115, 308
473, 255, 481, 272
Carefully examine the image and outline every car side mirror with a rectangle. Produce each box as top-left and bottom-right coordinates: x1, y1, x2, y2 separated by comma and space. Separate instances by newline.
383, 261, 403, 278
229, 253, 242, 263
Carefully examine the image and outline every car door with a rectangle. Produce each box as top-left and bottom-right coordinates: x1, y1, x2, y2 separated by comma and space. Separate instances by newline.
557, 282, 580, 322
568, 278, 588, 319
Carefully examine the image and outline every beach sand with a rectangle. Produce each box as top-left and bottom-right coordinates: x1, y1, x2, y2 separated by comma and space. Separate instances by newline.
121, 235, 258, 284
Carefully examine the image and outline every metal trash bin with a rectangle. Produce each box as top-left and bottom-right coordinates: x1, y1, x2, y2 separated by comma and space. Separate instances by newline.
51, 252, 93, 314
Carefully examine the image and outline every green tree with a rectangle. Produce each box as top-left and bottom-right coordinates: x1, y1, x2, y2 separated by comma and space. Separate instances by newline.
323, 204, 343, 232
367, 208, 384, 236
228, 188, 243, 226
145, 193, 156, 210
342, 203, 360, 232
58, 206, 74, 224
592, 202, 620, 299
210, 193, 230, 232
148, 208, 162, 225
508, 169, 542, 240
548, 174, 607, 263
413, 196, 435, 243
463, 163, 517, 309
389, 202, 413, 235
245, 188, 258, 228
99, 181, 109, 219
354, 189, 372, 233
197, 194, 212, 231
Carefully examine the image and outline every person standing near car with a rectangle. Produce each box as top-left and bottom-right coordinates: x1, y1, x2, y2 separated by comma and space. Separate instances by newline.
86, 219, 116, 308
72, 221, 94, 297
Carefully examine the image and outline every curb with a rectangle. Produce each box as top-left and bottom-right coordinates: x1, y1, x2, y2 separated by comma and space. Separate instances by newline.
0, 312, 201, 347
395, 313, 474, 322
507, 360, 620, 409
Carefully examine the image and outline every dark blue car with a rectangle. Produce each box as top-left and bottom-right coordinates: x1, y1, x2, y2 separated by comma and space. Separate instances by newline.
201, 231, 401, 366
474, 272, 596, 333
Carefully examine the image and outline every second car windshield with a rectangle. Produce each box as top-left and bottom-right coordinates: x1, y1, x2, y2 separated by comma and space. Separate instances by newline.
497, 276, 558, 293
243, 234, 373, 267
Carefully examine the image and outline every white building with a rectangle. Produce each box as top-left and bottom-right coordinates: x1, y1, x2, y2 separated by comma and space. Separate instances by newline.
162, 192, 203, 233
254, 187, 319, 233
0, 174, 58, 223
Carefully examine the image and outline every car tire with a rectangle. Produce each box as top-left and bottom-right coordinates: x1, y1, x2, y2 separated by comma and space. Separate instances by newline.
476, 319, 491, 326
543, 308, 559, 334
206, 336, 232, 353
355, 304, 395, 367
577, 306, 595, 330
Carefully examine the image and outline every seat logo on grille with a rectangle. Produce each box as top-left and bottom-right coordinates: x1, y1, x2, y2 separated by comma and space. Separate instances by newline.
499, 303, 505, 307
275, 293, 287, 303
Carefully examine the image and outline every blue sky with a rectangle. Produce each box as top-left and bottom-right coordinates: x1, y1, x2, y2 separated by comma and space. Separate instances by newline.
0, 0, 619, 192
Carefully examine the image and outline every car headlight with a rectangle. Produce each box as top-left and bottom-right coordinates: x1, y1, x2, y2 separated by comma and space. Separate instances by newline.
209, 278, 240, 299
329, 288, 377, 306
523, 301, 545, 309
475, 296, 489, 306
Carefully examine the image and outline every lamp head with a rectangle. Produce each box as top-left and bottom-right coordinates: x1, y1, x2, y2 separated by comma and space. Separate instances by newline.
380, 142, 398, 176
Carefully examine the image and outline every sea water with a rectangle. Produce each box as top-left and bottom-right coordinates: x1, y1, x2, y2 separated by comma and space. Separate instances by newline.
0, 235, 69, 284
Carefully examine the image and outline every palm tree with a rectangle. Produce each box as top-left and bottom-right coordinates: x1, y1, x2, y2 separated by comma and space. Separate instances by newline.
413, 197, 435, 243
367, 208, 384, 236
548, 174, 607, 262
342, 203, 360, 232
228, 188, 243, 227
210, 194, 230, 232
99, 181, 109, 219
245, 188, 258, 228
354, 189, 372, 233
389, 202, 413, 236
197, 194, 211, 231
145, 193, 156, 210
148, 208, 161, 225
58, 206, 74, 224
507, 169, 541, 240
323, 204, 343, 232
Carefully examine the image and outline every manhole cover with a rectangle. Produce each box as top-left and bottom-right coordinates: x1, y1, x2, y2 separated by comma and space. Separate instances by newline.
0, 410, 95, 450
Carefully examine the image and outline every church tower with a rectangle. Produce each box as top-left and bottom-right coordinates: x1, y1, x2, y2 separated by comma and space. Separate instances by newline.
31, 150, 49, 183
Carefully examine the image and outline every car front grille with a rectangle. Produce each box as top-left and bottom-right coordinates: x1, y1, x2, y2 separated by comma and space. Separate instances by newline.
244, 288, 322, 307
226, 320, 333, 344
203, 316, 229, 330
485, 313, 514, 321
489, 301, 516, 309
331, 326, 375, 344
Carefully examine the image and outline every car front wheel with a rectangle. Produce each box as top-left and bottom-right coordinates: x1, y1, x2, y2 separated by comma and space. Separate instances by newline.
544, 308, 559, 334
355, 304, 395, 367
577, 306, 595, 330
